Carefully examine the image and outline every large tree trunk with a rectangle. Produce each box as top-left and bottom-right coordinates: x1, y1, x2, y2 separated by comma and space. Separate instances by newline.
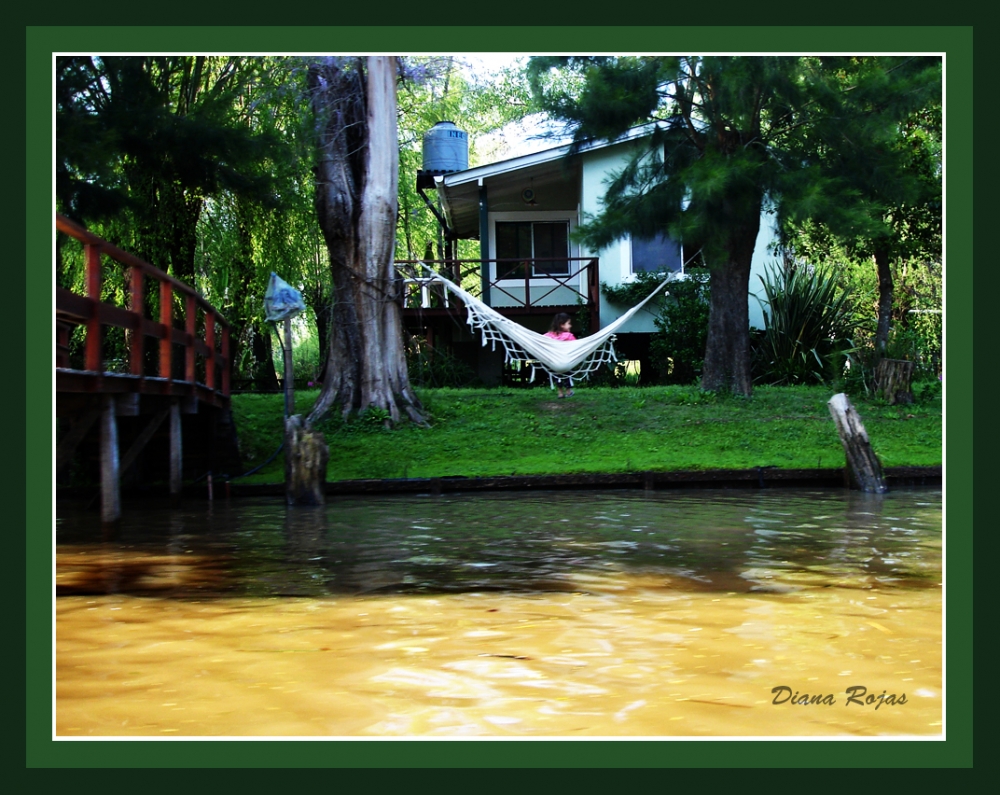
307, 56, 424, 426
700, 201, 760, 396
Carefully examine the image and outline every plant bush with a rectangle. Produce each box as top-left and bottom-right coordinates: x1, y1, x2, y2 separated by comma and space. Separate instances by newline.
649, 268, 710, 385
586, 360, 640, 388
752, 262, 858, 386
406, 333, 479, 388
602, 269, 710, 386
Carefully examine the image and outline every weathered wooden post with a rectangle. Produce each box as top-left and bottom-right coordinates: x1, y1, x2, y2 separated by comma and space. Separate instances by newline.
827, 392, 888, 494
169, 398, 182, 500
284, 414, 329, 505
99, 394, 121, 526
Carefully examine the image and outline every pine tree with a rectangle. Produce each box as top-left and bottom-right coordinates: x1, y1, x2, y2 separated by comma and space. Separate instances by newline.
528, 55, 941, 395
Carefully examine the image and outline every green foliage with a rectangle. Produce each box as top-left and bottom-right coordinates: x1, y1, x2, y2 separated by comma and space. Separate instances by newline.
752, 262, 858, 386
56, 57, 285, 264
586, 360, 641, 388
528, 55, 941, 394
395, 56, 539, 262
601, 271, 668, 307
839, 322, 942, 401
360, 405, 392, 428
406, 334, 479, 388
781, 231, 942, 393
601, 270, 710, 385
780, 59, 942, 267
650, 269, 710, 385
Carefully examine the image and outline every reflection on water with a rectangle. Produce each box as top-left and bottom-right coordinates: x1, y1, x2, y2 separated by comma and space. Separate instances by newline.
55, 488, 942, 737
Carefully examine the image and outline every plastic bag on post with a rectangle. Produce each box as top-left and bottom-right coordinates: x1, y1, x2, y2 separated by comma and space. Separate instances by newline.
264, 272, 306, 322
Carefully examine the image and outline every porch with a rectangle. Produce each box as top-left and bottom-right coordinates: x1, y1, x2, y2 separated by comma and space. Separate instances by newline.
397, 256, 599, 326
396, 256, 600, 386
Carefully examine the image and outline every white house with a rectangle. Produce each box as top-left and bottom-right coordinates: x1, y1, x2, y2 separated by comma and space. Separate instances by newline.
401, 124, 777, 384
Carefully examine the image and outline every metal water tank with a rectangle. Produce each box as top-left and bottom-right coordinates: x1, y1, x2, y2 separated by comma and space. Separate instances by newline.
422, 121, 469, 174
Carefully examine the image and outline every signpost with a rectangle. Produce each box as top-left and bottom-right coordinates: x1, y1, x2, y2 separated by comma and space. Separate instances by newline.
264, 274, 329, 505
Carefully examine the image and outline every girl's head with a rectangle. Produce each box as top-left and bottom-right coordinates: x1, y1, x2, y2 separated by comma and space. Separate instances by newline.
550, 312, 572, 332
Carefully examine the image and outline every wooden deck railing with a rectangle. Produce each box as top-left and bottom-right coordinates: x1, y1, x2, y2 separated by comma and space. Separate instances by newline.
55, 213, 230, 407
395, 257, 600, 311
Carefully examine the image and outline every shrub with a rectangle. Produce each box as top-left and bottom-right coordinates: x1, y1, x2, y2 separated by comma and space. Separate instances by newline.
602, 269, 710, 386
752, 262, 858, 386
406, 333, 479, 388
649, 268, 710, 385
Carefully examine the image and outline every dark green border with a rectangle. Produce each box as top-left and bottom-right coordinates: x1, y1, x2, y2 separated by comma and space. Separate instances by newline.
28, 26, 972, 768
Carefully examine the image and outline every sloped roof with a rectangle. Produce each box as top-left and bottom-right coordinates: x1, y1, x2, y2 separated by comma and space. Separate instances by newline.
435, 124, 657, 239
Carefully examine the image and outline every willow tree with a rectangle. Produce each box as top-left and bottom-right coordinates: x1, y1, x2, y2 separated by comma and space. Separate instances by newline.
306, 56, 424, 426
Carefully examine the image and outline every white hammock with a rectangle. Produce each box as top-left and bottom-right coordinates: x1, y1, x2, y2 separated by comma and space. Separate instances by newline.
419, 267, 671, 388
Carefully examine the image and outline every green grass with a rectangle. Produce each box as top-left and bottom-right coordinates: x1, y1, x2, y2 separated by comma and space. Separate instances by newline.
228, 383, 942, 484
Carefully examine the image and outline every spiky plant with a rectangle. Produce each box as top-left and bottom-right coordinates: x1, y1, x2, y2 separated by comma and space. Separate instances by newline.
752, 262, 859, 386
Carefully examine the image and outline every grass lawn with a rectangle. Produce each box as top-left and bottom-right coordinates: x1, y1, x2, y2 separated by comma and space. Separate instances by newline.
229, 383, 942, 484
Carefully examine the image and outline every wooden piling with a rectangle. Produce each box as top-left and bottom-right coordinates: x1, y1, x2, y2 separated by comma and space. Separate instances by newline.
284, 414, 329, 506
827, 393, 888, 494
169, 399, 182, 498
99, 395, 121, 525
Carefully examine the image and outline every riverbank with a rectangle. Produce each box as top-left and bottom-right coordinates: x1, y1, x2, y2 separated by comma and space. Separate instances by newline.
227, 384, 942, 486
55, 383, 942, 500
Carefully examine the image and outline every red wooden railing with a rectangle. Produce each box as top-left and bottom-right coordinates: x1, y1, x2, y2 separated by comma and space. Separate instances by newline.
396, 256, 601, 335
396, 257, 601, 327
55, 213, 230, 407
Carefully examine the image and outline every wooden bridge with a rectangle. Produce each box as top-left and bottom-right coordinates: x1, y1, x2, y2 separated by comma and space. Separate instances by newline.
55, 213, 233, 525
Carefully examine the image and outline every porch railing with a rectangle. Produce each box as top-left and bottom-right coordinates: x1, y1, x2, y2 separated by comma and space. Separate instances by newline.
395, 257, 600, 312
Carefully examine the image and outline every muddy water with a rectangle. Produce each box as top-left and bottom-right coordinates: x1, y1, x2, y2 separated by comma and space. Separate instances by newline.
55, 488, 942, 737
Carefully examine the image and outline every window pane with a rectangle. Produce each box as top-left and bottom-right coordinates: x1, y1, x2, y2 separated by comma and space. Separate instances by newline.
532, 222, 569, 276
632, 233, 682, 273
496, 222, 531, 279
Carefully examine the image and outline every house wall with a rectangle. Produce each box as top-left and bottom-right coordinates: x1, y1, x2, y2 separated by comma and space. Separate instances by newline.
578, 143, 777, 334
578, 145, 643, 329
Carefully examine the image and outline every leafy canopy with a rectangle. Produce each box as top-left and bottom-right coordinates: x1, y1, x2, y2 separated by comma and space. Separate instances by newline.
527, 55, 942, 263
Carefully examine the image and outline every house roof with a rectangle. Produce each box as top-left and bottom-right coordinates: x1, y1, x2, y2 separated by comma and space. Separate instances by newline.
435, 124, 658, 239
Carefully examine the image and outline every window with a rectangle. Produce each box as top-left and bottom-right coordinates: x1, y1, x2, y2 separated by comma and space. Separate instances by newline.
631, 232, 682, 274
496, 221, 569, 279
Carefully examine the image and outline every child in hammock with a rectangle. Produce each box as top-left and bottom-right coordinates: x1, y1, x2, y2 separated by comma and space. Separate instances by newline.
544, 312, 577, 398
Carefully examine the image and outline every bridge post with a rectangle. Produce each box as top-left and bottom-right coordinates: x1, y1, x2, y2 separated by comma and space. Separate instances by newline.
99, 395, 121, 526
169, 399, 182, 498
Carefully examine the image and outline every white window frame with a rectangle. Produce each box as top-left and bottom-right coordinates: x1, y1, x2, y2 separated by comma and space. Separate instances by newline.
619, 233, 687, 283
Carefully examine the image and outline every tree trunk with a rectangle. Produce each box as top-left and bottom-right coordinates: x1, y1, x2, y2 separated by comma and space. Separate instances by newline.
307, 56, 424, 426
311, 297, 331, 385
873, 242, 894, 358
700, 203, 760, 396
875, 358, 914, 404
250, 320, 279, 391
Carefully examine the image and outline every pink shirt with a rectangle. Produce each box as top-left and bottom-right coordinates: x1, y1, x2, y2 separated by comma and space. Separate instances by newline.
544, 331, 576, 342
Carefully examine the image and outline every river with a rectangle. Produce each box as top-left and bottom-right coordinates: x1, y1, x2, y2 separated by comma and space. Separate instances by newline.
55, 487, 942, 738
